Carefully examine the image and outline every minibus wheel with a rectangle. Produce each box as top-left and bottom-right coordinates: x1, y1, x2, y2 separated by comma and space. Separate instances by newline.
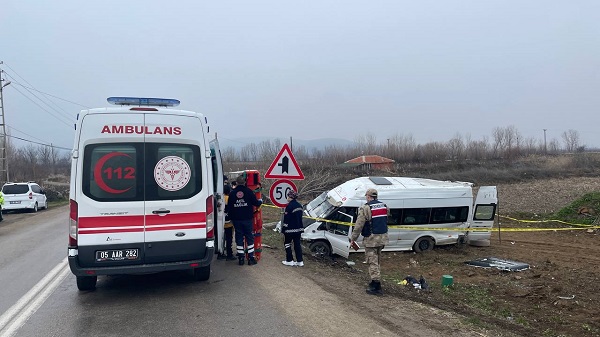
309, 241, 331, 258
413, 237, 434, 253
76, 276, 97, 291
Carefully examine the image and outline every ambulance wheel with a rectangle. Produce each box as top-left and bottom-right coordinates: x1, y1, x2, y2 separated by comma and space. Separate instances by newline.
31, 203, 38, 213
309, 241, 331, 258
76, 276, 97, 291
413, 237, 434, 253
192, 265, 211, 281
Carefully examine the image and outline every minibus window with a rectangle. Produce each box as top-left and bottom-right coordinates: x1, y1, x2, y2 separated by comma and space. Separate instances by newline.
431, 206, 469, 224
402, 208, 431, 225
474, 205, 496, 221
388, 209, 402, 225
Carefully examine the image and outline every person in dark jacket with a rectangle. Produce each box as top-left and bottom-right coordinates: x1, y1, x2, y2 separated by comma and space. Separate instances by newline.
227, 175, 262, 265
281, 190, 304, 267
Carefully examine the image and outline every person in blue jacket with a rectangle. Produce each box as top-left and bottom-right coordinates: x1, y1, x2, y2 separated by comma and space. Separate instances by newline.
227, 175, 262, 265
281, 190, 304, 267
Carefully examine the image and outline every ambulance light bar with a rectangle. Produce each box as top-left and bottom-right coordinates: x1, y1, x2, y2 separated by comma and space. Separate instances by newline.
107, 97, 180, 107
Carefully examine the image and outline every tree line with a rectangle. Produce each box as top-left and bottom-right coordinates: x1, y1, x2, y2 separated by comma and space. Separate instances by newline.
2, 139, 71, 183
222, 126, 587, 166
0, 125, 587, 185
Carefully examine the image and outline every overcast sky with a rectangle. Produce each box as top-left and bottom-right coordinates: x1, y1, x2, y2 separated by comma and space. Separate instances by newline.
1, 1, 599, 152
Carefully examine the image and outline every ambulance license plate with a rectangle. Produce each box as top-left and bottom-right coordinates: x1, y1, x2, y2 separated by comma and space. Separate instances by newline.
96, 249, 139, 262
10, 201, 20, 204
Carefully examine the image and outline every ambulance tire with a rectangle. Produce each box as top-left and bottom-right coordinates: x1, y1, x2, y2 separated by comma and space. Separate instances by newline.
309, 241, 331, 258
413, 236, 434, 253
192, 265, 211, 281
31, 203, 38, 213
76, 276, 97, 291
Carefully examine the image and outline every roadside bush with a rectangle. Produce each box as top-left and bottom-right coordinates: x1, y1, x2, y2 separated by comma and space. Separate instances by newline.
43, 185, 69, 202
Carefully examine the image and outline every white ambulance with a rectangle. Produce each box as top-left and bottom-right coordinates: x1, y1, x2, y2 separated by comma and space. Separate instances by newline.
68, 97, 225, 291
301, 177, 497, 258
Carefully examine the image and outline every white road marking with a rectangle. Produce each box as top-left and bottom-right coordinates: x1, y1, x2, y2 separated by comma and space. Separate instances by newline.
0, 257, 69, 337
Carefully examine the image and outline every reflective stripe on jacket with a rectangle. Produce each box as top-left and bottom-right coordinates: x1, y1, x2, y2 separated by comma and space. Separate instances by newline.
361, 200, 388, 237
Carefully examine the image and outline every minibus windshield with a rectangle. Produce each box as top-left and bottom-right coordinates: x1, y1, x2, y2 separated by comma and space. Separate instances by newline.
305, 191, 336, 219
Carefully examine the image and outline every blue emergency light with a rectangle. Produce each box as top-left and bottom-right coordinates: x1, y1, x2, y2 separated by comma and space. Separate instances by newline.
107, 97, 180, 107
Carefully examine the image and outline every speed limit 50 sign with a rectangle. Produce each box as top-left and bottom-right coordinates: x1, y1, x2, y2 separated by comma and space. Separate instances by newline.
269, 179, 298, 208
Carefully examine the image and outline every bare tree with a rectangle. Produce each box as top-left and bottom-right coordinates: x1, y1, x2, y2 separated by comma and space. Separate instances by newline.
504, 125, 521, 159
258, 139, 280, 161
492, 127, 505, 157
415, 142, 445, 163
355, 133, 378, 154
38, 145, 52, 177
466, 136, 489, 160
294, 165, 341, 197
447, 133, 465, 160
239, 145, 250, 162
548, 138, 560, 153
561, 129, 580, 153
221, 146, 238, 162
387, 133, 416, 162
492, 126, 522, 159
521, 137, 538, 155
23, 144, 38, 179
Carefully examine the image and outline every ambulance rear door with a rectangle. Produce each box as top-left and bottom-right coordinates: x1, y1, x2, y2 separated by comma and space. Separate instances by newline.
143, 113, 209, 263
209, 138, 225, 255
76, 112, 146, 268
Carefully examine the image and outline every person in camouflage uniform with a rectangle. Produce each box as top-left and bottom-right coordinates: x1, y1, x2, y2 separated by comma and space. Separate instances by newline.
350, 188, 389, 295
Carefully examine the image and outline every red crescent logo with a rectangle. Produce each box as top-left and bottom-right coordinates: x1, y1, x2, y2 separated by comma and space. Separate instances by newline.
93, 152, 133, 194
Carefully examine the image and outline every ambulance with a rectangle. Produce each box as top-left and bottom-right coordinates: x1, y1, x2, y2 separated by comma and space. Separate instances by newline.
68, 97, 225, 291
301, 177, 497, 258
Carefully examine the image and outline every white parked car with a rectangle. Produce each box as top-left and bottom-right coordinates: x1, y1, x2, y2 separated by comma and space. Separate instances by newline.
1, 182, 48, 213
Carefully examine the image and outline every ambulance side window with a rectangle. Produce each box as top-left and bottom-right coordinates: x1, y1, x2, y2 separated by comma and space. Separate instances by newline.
82, 144, 142, 201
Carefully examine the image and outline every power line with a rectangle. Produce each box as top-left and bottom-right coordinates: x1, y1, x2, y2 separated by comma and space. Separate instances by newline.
1, 133, 71, 151
8, 84, 73, 128
1, 62, 90, 109
218, 137, 253, 145
8, 125, 52, 145
5, 75, 75, 122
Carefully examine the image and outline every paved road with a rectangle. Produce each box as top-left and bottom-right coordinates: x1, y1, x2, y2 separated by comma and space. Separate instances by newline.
0, 205, 507, 337
0, 205, 308, 336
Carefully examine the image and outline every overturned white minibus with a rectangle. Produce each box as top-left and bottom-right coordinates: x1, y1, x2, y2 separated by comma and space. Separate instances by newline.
301, 177, 497, 258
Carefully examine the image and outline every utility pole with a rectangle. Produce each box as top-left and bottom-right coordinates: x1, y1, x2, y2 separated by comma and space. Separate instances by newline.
543, 129, 547, 155
0, 61, 10, 184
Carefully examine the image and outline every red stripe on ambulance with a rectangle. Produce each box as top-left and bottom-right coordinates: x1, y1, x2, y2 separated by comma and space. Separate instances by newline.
78, 212, 206, 234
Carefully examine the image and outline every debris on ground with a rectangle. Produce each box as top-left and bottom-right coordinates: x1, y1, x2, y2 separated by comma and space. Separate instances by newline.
465, 257, 530, 271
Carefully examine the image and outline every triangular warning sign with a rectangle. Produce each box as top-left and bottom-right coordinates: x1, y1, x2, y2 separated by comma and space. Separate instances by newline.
264, 144, 304, 180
